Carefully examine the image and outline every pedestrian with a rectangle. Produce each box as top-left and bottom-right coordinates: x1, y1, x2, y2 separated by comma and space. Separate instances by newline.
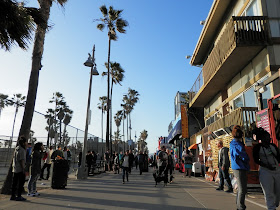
182, 148, 193, 178
40, 146, 53, 180
157, 146, 168, 185
78, 152, 82, 167
167, 149, 174, 183
138, 151, 145, 175
153, 152, 157, 169
252, 127, 280, 210
86, 151, 93, 176
27, 142, 44, 197
134, 154, 139, 170
51, 145, 64, 160
121, 150, 130, 184
128, 150, 134, 173
104, 150, 110, 171
63, 146, 72, 171
216, 140, 233, 192
10, 136, 28, 201
25, 142, 32, 180
114, 152, 120, 174
230, 125, 250, 210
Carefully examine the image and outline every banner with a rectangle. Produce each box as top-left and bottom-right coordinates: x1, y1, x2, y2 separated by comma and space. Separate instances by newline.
181, 104, 189, 138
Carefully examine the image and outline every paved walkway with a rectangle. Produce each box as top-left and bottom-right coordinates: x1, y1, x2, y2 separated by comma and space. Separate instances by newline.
0, 168, 268, 210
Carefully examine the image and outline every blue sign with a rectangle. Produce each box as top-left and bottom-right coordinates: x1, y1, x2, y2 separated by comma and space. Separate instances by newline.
167, 120, 182, 143
127, 140, 133, 146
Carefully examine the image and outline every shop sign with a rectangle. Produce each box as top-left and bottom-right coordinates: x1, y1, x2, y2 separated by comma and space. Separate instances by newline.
196, 134, 202, 144
256, 109, 271, 133
181, 104, 189, 138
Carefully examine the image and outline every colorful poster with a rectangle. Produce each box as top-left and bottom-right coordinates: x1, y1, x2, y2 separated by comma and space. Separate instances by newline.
181, 104, 189, 138
256, 109, 271, 133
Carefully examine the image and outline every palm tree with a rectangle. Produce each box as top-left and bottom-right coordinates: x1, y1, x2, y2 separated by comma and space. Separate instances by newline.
62, 107, 73, 147
45, 108, 56, 147
5, 94, 26, 165
96, 5, 128, 152
103, 61, 125, 153
7, 94, 26, 148
122, 88, 140, 140
0, 0, 45, 50
138, 129, 148, 152
97, 96, 107, 154
0, 94, 9, 117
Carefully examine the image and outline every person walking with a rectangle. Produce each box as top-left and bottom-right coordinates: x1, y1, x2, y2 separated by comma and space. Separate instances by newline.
104, 150, 110, 171
157, 146, 168, 185
51, 145, 64, 160
230, 125, 250, 210
167, 149, 174, 183
40, 146, 53, 180
216, 140, 233, 192
128, 150, 134, 173
182, 148, 193, 178
114, 152, 120, 174
134, 154, 139, 170
252, 127, 280, 210
86, 151, 93, 176
27, 142, 43, 197
10, 136, 28, 201
121, 150, 130, 184
138, 151, 145, 175
63, 146, 72, 172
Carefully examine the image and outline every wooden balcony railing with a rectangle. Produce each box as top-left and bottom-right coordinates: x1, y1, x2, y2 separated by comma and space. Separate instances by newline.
190, 107, 258, 145
189, 16, 268, 102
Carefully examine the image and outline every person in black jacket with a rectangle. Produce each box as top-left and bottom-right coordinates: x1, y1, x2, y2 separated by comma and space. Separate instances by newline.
138, 151, 145, 175
252, 127, 280, 210
86, 151, 93, 176
166, 149, 174, 183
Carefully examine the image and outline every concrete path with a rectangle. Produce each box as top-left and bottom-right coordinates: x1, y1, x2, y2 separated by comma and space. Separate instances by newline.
0, 168, 268, 210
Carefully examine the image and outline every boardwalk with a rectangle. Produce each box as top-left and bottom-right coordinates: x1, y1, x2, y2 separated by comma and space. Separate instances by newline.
0, 168, 267, 210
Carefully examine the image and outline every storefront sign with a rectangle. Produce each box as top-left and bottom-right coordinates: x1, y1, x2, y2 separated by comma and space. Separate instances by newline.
196, 134, 202, 144
256, 109, 271, 133
181, 104, 189, 138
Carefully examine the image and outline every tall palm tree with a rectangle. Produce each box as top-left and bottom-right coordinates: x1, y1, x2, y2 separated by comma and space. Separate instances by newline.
62, 106, 73, 147
49, 92, 67, 146
96, 5, 128, 152
122, 88, 140, 140
5, 94, 26, 165
0, 93, 9, 117
138, 129, 148, 152
7, 94, 26, 147
18, 0, 68, 141
103, 61, 125, 153
45, 108, 56, 147
0, 0, 45, 50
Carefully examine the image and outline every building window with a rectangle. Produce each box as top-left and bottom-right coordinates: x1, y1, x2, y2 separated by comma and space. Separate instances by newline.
233, 95, 244, 109
245, 0, 261, 16
244, 87, 257, 107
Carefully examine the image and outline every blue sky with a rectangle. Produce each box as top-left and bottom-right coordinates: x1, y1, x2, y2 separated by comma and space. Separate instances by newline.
0, 0, 213, 152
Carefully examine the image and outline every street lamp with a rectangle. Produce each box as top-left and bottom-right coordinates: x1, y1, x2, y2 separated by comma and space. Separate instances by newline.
77, 45, 99, 179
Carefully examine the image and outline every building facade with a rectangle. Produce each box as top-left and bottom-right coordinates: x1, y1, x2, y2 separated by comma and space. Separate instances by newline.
188, 0, 280, 173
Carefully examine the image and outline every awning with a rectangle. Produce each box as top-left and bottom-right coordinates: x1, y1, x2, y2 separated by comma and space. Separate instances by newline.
167, 120, 182, 144
189, 143, 197, 150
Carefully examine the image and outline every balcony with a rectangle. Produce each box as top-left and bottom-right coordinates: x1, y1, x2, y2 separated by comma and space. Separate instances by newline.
190, 107, 258, 145
189, 16, 268, 107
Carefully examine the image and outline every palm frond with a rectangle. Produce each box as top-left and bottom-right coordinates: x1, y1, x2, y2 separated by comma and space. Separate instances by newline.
116, 18, 128, 33
99, 5, 108, 17
97, 23, 105, 31
57, 0, 68, 7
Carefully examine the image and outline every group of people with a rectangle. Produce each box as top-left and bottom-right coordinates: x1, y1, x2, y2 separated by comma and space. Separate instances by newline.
10, 137, 72, 202
216, 125, 280, 210
100, 149, 150, 184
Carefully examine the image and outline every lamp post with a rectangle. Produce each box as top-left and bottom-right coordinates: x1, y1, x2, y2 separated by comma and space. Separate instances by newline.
77, 45, 99, 179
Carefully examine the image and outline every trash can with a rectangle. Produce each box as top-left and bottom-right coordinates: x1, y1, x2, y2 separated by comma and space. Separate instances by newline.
192, 162, 202, 177
51, 159, 68, 189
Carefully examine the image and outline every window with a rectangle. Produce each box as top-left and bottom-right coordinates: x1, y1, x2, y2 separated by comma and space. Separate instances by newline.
244, 87, 257, 107
233, 95, 244, 109
246, 0, 261, 16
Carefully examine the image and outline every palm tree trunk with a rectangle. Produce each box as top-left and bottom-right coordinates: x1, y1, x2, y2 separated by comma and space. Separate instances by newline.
1, 0, 52, 195
129, 113, 132, 140
62, 123, 67, 147
101, 110, 104, 155
105, 34, 111, 153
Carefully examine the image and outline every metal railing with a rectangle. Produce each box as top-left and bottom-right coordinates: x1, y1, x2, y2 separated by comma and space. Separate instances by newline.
189, 16, 268, 102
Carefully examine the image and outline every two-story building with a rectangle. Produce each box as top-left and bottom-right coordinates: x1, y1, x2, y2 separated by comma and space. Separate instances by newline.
188, 0, 280, 173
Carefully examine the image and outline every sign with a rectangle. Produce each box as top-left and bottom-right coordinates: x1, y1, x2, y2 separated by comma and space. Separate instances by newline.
256, 109, 271, 133
127, 140, 133, 146
181, 104, 189, 138
196, 134, 202, 144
